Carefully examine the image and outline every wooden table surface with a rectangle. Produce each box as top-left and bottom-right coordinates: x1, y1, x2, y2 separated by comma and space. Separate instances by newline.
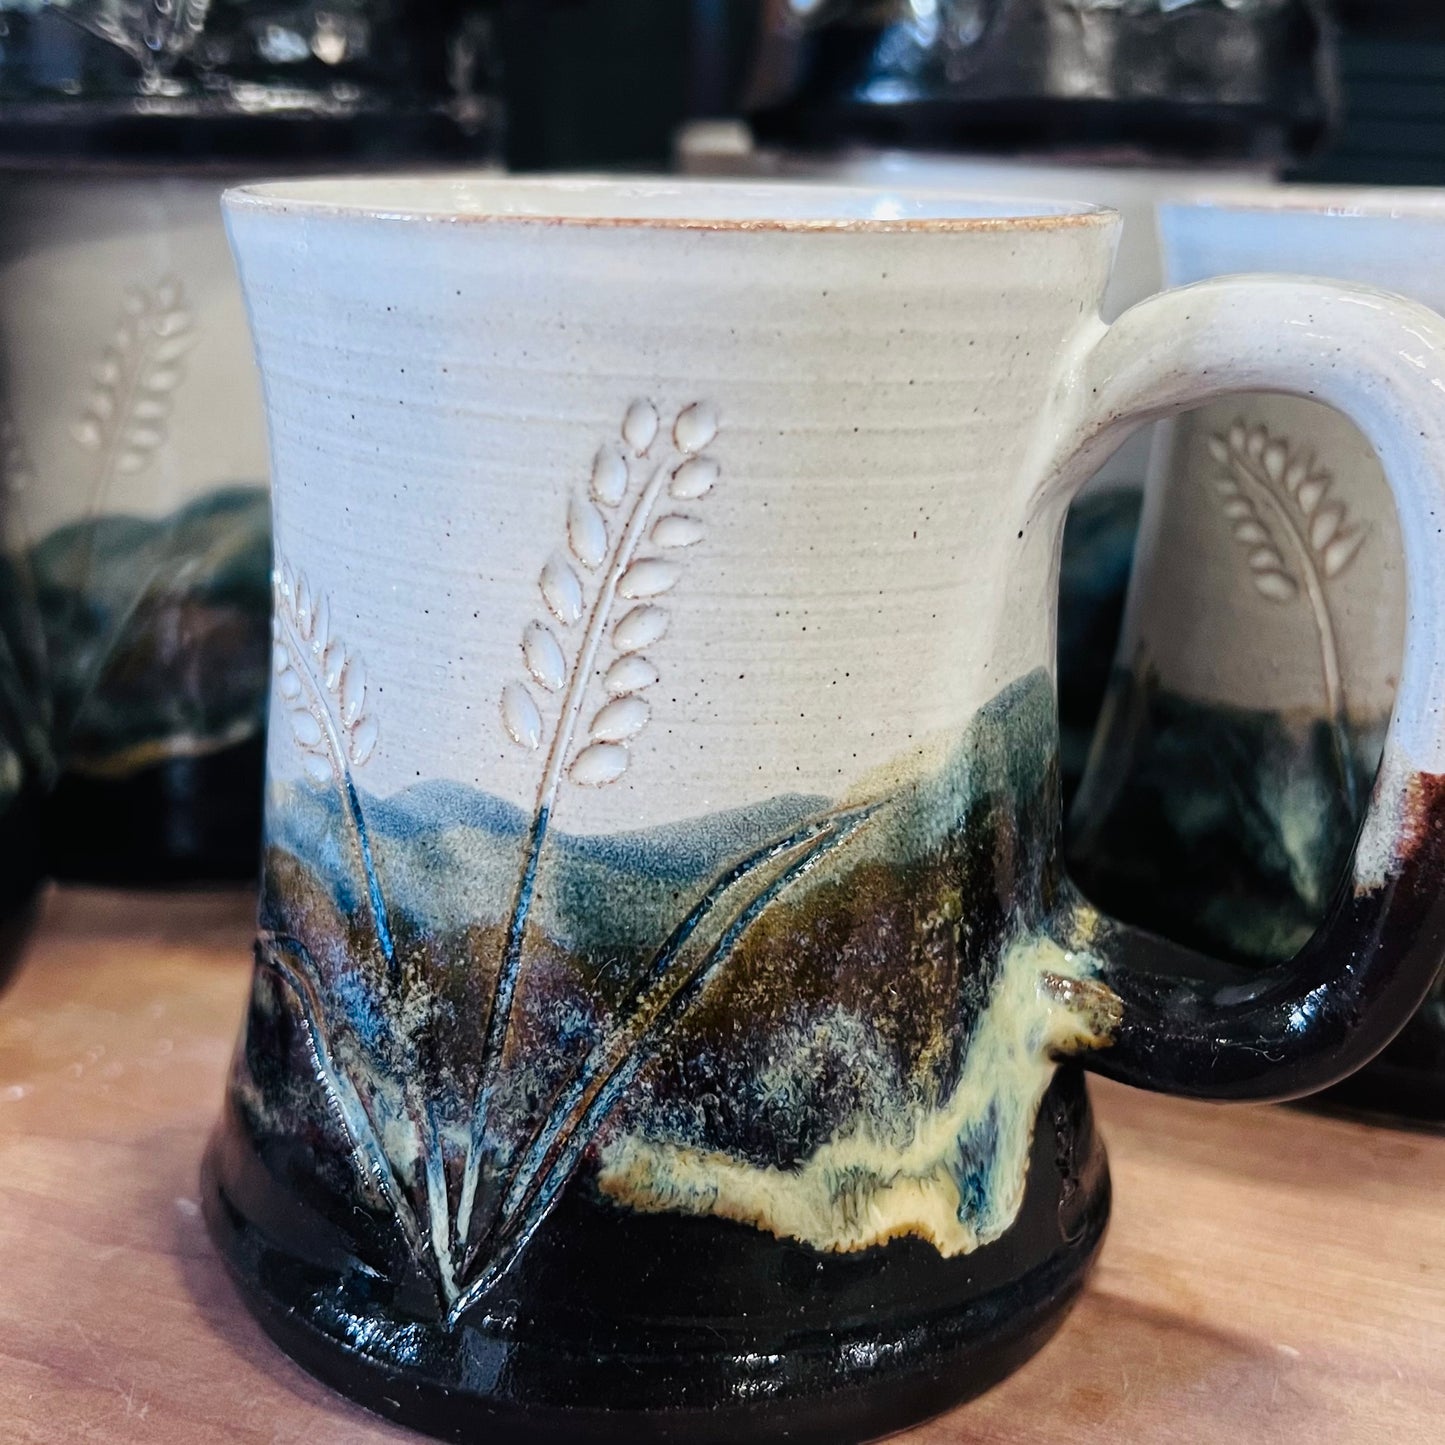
1, 887, 1442, 1445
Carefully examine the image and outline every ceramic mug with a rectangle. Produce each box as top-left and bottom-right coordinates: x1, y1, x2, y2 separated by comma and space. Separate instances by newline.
205, 176, 1445, 1445
1069, 189, 1445, 1125
0, 172, 272, 882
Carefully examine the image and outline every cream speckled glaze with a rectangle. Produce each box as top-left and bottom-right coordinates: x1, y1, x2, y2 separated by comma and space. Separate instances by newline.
234, 177, 1117, 831
674, 125, 1280, 494
207, 175, 1445, 1444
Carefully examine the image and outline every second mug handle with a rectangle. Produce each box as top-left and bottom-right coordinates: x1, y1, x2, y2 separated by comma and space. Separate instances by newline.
1039, 275, 1445, 1102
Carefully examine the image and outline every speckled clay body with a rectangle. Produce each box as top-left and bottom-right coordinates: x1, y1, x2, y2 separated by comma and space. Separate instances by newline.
206, 176, 1445, 1443
672, 136, 1274, 789
1070, 191, 1445, 1127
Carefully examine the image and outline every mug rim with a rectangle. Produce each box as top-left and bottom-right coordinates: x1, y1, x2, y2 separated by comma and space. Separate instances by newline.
1162, 183, 1445, 221
223, 171, 1116, 233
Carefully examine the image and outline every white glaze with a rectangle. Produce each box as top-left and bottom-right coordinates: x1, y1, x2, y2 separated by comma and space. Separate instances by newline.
674, 130, 1281, 493
0, 175, 267, 537
1109, 190, 1445, 726
227, 175, 1118, 836
229, 174, 1445, 884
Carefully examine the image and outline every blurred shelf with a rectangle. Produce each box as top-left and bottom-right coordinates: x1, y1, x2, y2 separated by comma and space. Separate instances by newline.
0, 886, 1442, 1443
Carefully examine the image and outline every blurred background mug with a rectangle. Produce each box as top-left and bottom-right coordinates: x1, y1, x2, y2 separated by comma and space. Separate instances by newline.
1070, 190, 1445, 1126
0, 172, 273, 883
207, 174, 1445, 1444
0, 0, 505, 887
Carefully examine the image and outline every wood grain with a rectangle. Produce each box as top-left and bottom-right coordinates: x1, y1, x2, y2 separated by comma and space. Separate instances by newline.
1, 887, 1441, 1444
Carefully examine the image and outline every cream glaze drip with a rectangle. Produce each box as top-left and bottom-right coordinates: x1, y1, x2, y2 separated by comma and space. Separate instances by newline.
596, 931, 1116, 1256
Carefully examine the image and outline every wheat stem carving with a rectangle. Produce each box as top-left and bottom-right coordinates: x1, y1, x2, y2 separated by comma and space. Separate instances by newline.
459, 399, 720, 1251
446, 799, 879, 1324
257, 932, 430, 1254
271, 561, 393, 976
58, 275, 196, 727
73, 275, 194, 518
1207, 421, 1366, 811
268, 401, 883, 1323
269, 570, 459, 1297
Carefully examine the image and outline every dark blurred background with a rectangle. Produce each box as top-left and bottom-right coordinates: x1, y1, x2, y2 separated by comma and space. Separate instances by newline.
495, 0, 753, 171
494, 1, 1445, 181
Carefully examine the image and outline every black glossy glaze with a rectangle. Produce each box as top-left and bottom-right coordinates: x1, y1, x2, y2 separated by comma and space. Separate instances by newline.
1074, 774, 1445, 1104
1315, 1011, 1445, 1123
206, 669, 1113, 1439
746, 0, 1334, 164
1068, 673, 1445, 1124
45, 736, 262, 885
204, 1065, 1108, 1445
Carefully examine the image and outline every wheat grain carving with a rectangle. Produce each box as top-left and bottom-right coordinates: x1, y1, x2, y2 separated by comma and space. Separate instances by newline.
500, 397, 719, 788
265, 402, 881, 1322
1207, 419, 1367, 809
273, 561, 379, 782
72, 276, 194, 497
272, 560, 394, 974
57, 274, 195, 659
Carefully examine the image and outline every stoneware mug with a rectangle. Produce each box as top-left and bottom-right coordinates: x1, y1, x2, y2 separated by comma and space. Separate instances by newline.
1069, 189, 1445, 1127
205, 175, 1445, 1445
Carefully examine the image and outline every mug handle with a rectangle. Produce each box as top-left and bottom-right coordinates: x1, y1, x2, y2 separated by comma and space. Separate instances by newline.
1039, 275, 1445, 1102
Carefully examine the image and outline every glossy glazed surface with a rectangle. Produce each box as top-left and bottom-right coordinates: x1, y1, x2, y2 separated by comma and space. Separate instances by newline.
745, 0, 1333, 162
209, 175, 1445, 1438
0, 2, 503, 163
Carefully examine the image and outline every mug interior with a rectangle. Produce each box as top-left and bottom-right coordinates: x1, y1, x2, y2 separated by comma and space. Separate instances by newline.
1164, 183, 1445, 222
224, 172, 1113, 230
1159, 184, 1445, 294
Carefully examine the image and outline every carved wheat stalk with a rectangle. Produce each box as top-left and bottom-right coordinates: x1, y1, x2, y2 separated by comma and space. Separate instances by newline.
72, 276, 194, 525
271, 574, 459, 1301
455, 399, 720, 1256
446, 801, 879, 1325
1208, 421, 1365, 812
57, 276, 195, 727
257, 932, 432, 1267
271, 560, 394, 976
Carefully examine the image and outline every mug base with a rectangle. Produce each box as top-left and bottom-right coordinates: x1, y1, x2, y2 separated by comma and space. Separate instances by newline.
201, 1069, 1109, 1445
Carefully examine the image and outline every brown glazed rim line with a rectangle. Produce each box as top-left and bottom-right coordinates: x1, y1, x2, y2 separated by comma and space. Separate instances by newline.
223, 173, 1119, 234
